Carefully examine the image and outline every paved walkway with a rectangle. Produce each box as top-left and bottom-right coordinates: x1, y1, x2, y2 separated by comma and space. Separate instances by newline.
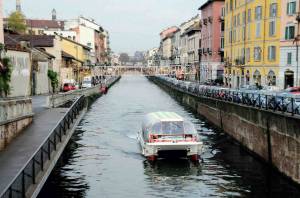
32, 96, 48, 114
0, 108, 68, 193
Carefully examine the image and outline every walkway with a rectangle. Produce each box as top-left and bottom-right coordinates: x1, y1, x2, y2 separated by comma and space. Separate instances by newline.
0, 108, 68, 193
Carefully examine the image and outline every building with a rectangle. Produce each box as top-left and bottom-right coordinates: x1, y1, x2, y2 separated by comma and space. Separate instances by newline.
279, 0, 300, 88
170, 29, 181, 66
44, 30, 77, 41
224, 0, 280, 88
4, 38, 31, 97
65, 16, 110, 65
186, 23, 201, 81
145, 48, 159, 67
60, 36, 92, 82
159, 27, 179, 66
179, 16, 199, 73
199, 0, 224, 84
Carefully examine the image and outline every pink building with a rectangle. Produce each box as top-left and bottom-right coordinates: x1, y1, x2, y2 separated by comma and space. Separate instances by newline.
199, 0, 225, 83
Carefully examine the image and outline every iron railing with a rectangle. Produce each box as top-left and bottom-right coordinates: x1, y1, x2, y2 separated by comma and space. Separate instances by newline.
0, 95, 86, 198
156, 76, 300, 117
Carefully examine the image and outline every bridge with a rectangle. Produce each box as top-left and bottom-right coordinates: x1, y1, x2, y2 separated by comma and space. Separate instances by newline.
91, 66, 173, 76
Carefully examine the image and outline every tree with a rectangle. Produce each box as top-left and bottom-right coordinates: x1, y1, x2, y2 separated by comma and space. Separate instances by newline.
119, 53, 130, 65
7, 11, 27, 34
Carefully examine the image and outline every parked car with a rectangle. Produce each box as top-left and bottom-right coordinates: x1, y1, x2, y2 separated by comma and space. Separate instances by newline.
63, 83, 76, 92
284, 87, 300, 95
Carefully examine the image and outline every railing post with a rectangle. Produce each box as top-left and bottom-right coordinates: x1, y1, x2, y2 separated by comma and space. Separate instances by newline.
32, 157, 36, 184
291, 97, 295, 116
41, 149, 44, 171
22, 171, 25, 198
48, 140, 51, 160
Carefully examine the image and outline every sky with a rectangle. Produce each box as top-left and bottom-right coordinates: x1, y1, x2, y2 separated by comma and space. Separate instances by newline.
3, 0, 205, 55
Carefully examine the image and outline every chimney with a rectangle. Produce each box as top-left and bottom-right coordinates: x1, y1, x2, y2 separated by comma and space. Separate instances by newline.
16, 0, 21, 12
52, 9, 57, 21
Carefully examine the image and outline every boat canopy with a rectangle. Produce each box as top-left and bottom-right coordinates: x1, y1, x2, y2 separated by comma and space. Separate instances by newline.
142, 112, 197, 138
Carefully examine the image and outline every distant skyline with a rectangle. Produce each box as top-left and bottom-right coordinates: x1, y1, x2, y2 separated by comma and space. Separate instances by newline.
3, 0, 205, 55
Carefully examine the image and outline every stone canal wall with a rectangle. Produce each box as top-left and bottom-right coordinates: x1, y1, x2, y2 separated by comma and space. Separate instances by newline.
47, 76, 121, 108
150, 76, 300, 185
0, 98, 33, 150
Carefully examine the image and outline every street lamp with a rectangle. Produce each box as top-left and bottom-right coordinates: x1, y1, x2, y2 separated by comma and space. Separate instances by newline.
294, 12, 300, 86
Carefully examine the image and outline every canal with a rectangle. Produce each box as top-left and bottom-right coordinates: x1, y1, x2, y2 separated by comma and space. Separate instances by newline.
39, 76, 300, 198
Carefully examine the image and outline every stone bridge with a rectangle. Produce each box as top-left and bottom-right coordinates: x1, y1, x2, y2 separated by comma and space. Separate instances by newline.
91, 66, 172, 76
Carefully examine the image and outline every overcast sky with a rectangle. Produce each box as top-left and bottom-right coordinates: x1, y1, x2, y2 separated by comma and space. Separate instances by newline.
3, 0, 204, 55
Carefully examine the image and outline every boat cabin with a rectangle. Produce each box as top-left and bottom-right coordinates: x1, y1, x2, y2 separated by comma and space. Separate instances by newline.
142, 112, 198, 143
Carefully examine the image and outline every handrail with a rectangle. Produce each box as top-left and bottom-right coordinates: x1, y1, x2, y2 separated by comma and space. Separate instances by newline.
0, 95, 86, 198
154, 76, 300, 117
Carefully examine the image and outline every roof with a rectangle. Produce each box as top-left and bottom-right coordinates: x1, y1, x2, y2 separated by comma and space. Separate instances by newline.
185, 23, 201, 35
35, 48, 55, 59
146, 112, 184, 122
199, 0, 224, 10
61, 51, 84, 63
60, 36, 91, 50
4, 33, 55, 48
26, 19, 64, 29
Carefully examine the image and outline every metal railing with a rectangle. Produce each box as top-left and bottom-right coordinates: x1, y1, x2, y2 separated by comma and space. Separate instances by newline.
156, 76, 300, 117
0, 95, 86, 198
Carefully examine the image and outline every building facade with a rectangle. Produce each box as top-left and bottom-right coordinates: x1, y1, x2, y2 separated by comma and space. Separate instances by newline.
199, 0, 225, 84
279, 0, 300, 88
224, 0, 281, 88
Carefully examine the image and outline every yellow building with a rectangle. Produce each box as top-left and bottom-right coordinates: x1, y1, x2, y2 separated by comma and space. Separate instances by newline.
60, 36, 91, 82
224, 0, 281, 88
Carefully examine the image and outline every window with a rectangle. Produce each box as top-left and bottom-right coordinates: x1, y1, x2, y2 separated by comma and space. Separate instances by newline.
287, 1, 296, 15
248, 9, 251, 22
221, 22, 225, 31
242, 11, 246, 24
270, 3, 277, 17
268, 46, 276, 61
269, 20, 276, 36
237, 14, 240, 26
255, 6, 262, 20
221, 7, 225, 17
285, 26, 295, 40
221, 37, 224, 49
246, 48, 250, 62
248, 24, 251, 40
242, 27, 246, 40
287, 52, 292, 65
256, 22, 261, 37
254, 47, 261, 61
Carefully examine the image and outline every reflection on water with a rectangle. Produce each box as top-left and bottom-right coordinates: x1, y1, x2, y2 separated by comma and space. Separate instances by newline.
39, 76, 300, 198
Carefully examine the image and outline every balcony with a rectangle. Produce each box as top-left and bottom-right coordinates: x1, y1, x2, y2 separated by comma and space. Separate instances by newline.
207, 48, 212, 55
234, 57, 245, 66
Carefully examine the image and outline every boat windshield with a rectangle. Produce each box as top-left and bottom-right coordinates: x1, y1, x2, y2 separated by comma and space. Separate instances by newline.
151, 121, 197, 135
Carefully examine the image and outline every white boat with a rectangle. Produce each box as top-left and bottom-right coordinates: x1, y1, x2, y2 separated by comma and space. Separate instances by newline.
138, 112, 203, 162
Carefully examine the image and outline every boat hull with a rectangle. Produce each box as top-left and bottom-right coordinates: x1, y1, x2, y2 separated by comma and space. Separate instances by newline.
139, 134, 203, 160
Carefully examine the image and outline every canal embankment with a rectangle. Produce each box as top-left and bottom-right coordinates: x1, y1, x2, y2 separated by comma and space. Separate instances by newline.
149, 76, 300, 185
0, 76, 121, 198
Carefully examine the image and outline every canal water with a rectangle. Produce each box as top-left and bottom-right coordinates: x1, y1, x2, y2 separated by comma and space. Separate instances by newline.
39, 76, 300, 198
